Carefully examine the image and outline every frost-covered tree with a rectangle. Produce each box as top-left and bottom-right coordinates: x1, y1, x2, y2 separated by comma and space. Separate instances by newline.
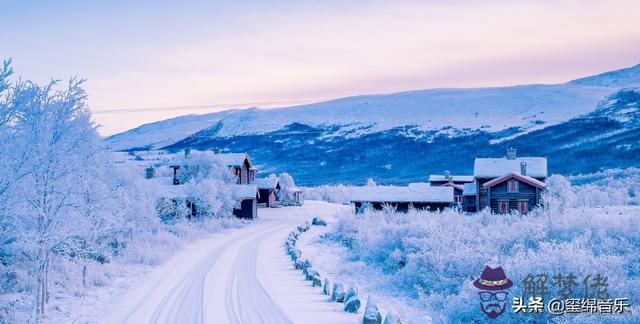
366, 177, 377, 186
0, 61, 115, 321
278, 172, 299, 206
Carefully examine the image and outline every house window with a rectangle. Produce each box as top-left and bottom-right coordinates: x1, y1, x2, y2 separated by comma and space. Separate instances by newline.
507, 179, 519, 193
518, 200, 528, 214
498, 200, 509, 214
454, 196, 462, 203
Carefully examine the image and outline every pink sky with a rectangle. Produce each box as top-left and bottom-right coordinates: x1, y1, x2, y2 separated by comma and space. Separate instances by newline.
3, 1, 640, 135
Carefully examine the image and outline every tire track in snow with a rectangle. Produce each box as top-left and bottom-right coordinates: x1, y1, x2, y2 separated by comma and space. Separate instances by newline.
224, 224, 293, 324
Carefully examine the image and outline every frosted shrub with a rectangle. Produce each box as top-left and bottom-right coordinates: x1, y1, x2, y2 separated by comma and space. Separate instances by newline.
326, 177, 640, 322
303, 184, 351, 204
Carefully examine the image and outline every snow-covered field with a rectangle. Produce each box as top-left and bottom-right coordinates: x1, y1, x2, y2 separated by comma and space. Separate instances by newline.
95, 201, 359, 324
312, 206, 640, 322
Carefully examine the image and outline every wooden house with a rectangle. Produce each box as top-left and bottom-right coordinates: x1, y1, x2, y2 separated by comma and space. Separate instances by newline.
482, 173, 545, 214
350, 185, 454, 213
467, 148, 547, 214
288, 186, 304, 206
212, 152, 256, 185
231, 185, 259, 219
169, 150, 256, 185
254, 178, 281, 208
428, 171, 472, 205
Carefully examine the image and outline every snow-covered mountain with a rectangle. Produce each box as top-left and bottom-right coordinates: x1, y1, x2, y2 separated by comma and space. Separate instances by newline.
104, 109, 238, 150
105, 64, 640, 185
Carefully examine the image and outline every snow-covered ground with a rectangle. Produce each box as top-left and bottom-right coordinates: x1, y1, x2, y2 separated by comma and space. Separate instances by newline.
95, 201, 359, 324
296, 210, 433, 324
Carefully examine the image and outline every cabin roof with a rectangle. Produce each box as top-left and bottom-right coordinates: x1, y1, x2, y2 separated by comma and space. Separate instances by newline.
473, 157, 547, 178
231, 184, 259, 199
483, 172, 546, 189
441, 182, 464, 191
213, 153, 252, 168
463, 182, 477, 195
254, 178, 279, 190
289, 186, 302, 193
428, 175, 474, 182
350, 185, 453, 203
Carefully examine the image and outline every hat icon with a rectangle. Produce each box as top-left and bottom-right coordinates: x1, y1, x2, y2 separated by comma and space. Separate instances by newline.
473, 266, 513, 291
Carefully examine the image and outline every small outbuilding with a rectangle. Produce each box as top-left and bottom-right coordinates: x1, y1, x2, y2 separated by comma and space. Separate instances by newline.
288, 186, 304, 206
350, 185, 454, 213
231, 185, 259, 219
254, 178, 281, 208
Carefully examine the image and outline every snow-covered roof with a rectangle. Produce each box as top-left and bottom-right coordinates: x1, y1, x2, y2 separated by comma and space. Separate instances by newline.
463, 183, 477, 196
428, 175, 474, 182
483, 172, 546, 189
254, 178, 279, 190
350, 185, 453, 203
474, 157, 547, 178
231, 184, 258, 200
212, 153, 251, 168
288, 186, 302, 193
441, 182, 464, 191
408, 182, 429, 189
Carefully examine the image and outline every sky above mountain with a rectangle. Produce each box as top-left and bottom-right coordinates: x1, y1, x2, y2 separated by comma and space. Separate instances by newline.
3, 0, 640, 135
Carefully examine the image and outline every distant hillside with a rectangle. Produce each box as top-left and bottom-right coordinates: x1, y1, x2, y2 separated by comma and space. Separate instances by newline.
105, 64, 640, 185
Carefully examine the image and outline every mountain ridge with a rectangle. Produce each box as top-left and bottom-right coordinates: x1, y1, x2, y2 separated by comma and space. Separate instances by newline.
104, 64, 640, 185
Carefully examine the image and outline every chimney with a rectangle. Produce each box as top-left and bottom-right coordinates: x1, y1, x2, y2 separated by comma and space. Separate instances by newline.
184, 148, 191, 158
145, 167, 154, 179
520, 161, 527, 176
506, 148, 517, 160
444, 170, 452, 182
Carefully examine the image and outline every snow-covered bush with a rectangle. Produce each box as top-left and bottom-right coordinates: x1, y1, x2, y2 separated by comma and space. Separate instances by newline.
303, 184, 351, 204
324, 176, 640, 322
568, 168, 640, 206
278, 172, 302, 206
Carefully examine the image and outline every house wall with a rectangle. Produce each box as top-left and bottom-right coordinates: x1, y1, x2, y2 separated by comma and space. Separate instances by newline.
487, 180, 538, 213
233, 198, 257, 219
257, 189, 270, 205
463, 195, 477, 212
477, 178, 489, 210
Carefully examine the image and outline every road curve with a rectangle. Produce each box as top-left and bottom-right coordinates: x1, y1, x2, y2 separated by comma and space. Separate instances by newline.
103, 201, 358, 324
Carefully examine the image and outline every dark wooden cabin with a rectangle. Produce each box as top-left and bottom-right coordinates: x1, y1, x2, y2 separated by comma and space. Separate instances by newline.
255, 178, 281, 208
232, 185, 259, 219
289, 186, 304, 206
482, 173, 545, 214
467, 148, 548, 213
211, 152, 255, 185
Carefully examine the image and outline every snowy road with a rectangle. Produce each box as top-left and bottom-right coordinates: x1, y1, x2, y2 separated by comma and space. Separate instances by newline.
104, 201, 358, 324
